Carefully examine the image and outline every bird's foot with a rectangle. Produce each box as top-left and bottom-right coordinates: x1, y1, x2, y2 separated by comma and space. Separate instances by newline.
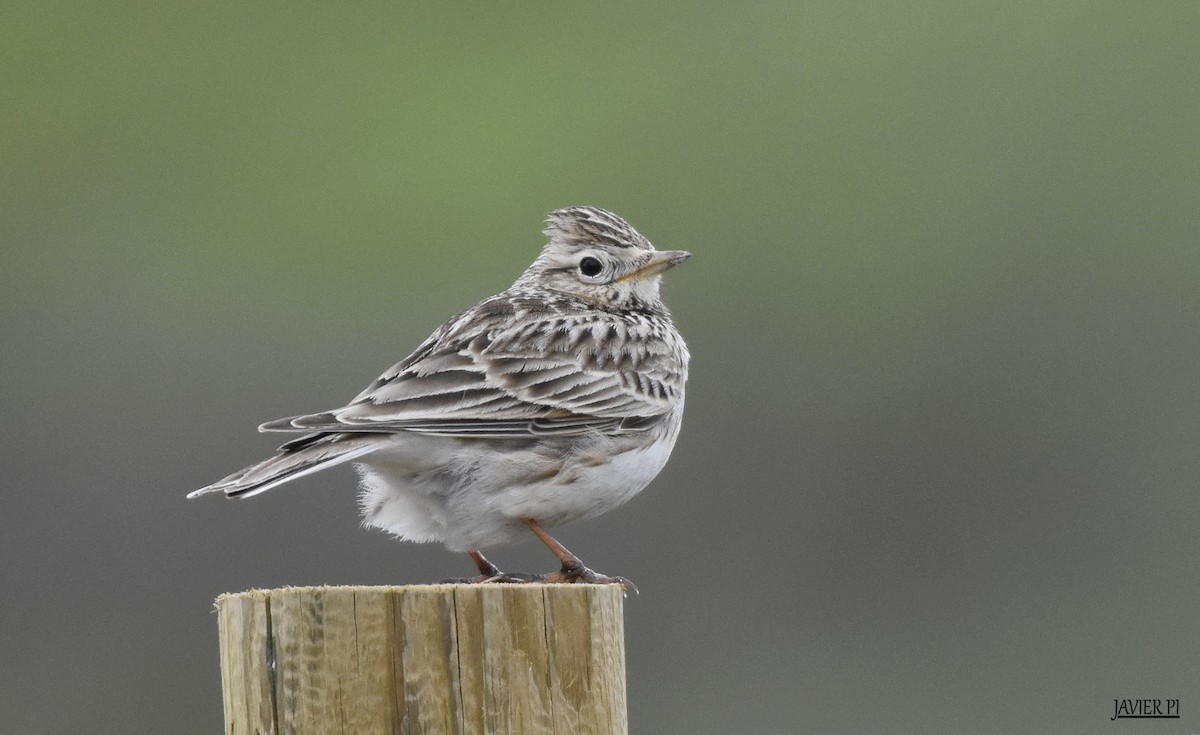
449, 546, 636, 593
536, 561, 638, 594
440, 572, 538, 584
441, 550, 539, 585
516, 518, 638, 593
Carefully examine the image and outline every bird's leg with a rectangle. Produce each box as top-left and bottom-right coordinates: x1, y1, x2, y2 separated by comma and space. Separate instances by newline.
469, 550, 504, 578
521, 518, 637, 593
442, 550, 535, 584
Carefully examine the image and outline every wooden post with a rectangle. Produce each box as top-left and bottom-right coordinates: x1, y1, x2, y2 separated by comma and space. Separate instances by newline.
215, 584, 627, 735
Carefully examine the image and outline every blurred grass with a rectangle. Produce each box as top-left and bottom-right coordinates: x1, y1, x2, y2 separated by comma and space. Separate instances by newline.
5, 2, 1196, 345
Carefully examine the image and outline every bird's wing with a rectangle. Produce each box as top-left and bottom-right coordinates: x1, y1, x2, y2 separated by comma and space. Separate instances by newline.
259, 296, 686, 439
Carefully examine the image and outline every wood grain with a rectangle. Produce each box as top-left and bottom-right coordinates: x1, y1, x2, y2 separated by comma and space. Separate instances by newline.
215, 584, 627, 735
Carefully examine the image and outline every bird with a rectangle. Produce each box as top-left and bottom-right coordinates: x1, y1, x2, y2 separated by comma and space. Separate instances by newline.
189, 206, 690, 588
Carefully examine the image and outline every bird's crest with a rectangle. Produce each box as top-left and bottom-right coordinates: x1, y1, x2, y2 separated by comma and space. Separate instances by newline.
543, 206, 651, 251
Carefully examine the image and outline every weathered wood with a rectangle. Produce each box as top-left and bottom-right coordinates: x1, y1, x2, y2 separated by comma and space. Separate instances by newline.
215, 584, 627, 735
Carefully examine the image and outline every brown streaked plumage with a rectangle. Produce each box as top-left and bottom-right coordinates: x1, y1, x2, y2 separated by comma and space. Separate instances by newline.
189, 206, 690, 588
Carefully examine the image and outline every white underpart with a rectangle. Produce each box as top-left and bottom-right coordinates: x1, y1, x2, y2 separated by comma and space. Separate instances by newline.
356, 405, 683, 552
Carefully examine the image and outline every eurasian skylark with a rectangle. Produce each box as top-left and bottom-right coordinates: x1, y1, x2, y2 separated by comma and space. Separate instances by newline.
190, 206, 690, 587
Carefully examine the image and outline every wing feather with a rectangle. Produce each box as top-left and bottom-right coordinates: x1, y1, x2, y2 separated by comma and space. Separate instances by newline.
259, 293, 687, 439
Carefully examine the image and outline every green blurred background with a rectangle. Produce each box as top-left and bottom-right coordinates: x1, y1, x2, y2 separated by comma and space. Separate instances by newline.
4, 2, 1198, 733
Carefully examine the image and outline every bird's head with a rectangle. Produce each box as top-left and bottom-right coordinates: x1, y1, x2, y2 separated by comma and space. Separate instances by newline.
516, 206, 690, 311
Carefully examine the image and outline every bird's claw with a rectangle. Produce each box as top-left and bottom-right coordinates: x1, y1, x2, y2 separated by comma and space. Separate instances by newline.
441, 572, 538, 585
443, 568, 637, 594
456, 544, 636, 593
536, 563, 639, 595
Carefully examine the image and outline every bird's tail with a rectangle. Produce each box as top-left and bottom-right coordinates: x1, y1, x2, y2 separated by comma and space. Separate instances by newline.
187, 434, 379, 499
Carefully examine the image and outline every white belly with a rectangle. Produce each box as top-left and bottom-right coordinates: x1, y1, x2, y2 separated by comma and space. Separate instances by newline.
355, 408, 682, 552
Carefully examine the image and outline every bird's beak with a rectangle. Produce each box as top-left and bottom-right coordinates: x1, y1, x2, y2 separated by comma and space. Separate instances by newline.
616, 250, 692, 282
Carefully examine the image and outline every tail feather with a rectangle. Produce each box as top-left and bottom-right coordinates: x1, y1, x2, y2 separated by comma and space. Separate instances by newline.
188, 434, 379, 499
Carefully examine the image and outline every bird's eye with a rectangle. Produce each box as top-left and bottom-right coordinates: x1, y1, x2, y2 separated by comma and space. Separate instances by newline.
578, 256, 604, 278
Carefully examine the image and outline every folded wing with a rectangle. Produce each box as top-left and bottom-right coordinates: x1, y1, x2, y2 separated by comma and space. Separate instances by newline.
260, 297, 685, 439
